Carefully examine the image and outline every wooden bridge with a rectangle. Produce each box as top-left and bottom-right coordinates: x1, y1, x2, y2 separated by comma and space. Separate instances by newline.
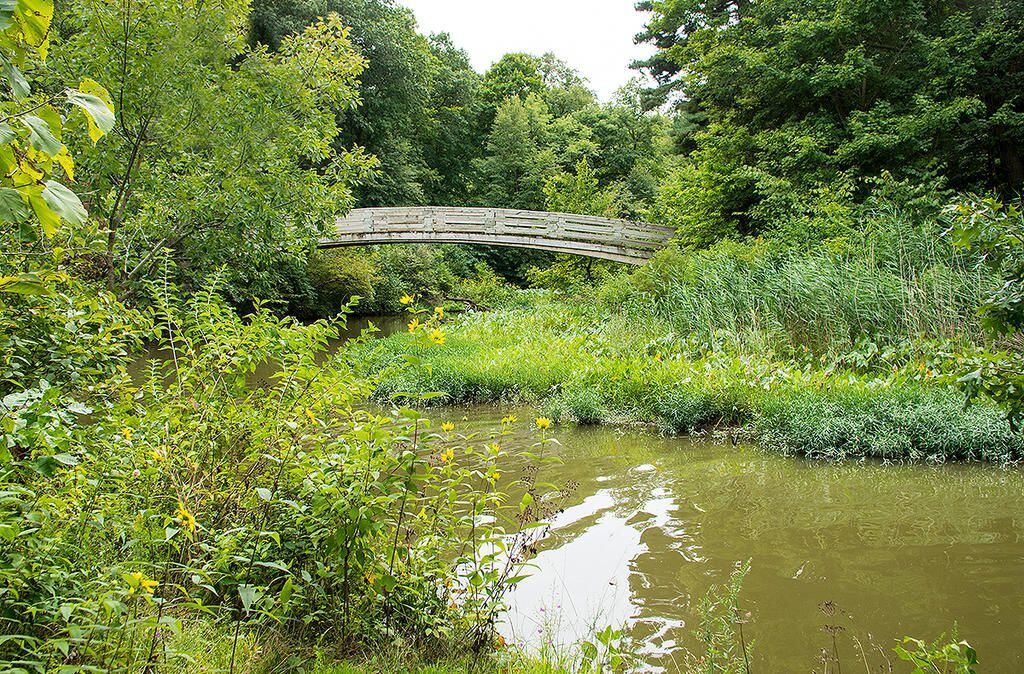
320, 207, 675, 264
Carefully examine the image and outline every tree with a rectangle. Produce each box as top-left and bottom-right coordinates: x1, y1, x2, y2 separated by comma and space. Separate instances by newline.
420, 33, 484, 206
54, 3, 374, 301
473, 95, 557, 211
538, 52, 595, 117
544, 159, 623, 218
480, 53, 545, 110
635, 0, 1024, 240
570, 87, 664, 187
947, 197, 1024, 428
0, 0, 115, 297
251, 0, 435, 207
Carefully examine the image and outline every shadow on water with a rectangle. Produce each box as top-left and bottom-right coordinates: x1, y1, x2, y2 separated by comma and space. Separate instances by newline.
430, 407, 1024, 672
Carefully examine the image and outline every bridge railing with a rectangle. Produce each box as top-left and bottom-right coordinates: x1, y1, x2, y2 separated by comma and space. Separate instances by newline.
326, 207, 676, 264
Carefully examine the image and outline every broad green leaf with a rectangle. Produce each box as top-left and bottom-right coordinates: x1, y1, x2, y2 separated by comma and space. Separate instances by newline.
68, 84, 114, 142
519, 492, 533, 513
1, 54, 29, 98
0, 273, 53, 295
28, 191, 59, 236
35, 103, 62, 140
0, 187, 29, 221
279, 577, 294, 605
54, 145, 73, 180
14, 0, 54, 49
31, 454, 60, 476
42, 180, 86, 225
22, 113, 61, 156
0, 0, 15, 30
0, 122, 16, 144
256, 487, 272, 501
238, 584, 259, 611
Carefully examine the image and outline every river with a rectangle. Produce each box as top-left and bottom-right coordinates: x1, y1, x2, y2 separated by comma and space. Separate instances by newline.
440, 406, 1024, 672
144, 314, 1024, 670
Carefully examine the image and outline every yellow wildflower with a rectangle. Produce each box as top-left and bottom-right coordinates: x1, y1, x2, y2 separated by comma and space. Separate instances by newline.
175, 501, 196, 534
501, 414, 517, 425
654, 352, 662, 362
535, 417, 551, 430
441, 421, 455, 432
121, 427, 133, 441
400, 294, 415, 305
126, 571, 158, 596
408, 318, 421, 333
434, 306, 444, 319
149, 447, 167, 463
440, 448, 455, 464
429, 329, 446, 345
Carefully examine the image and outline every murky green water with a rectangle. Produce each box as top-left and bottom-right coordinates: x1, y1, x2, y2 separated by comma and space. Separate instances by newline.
436, 408, 1024, 672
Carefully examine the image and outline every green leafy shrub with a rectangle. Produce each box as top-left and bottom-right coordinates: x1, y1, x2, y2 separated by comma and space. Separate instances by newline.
0, 279, 556, 671
895, 632, 978, 674
755, 385, 1024, 462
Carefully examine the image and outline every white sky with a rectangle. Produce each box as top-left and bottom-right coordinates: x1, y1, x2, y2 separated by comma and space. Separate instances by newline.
398, 0, 656, 101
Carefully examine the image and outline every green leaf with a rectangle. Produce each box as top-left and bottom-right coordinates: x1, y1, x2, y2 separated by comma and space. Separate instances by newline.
68, 84, 114, 142
14, 0, 54, 48
519, 492, 534, 513
0, 123, 16, 144
1, 55, 29, 98
28, 191, 59, 236
238, 584, 259, 612
279, 577, 294, 605
957, 369, 982, 384
256, 487, 272, 501
42, 180, 86, 225
0, 0, 15, 30
0, 187, 29, 221
22, 113, 61, 156
31, 455, 59, 476
0, 272, 53, 296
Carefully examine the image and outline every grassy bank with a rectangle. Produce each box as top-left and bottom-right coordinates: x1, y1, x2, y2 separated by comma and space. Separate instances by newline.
358, 290, 1021, 463
159, 620, 574, 674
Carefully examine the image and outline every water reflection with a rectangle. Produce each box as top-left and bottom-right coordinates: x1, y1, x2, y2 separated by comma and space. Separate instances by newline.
445, 409, 1024, 672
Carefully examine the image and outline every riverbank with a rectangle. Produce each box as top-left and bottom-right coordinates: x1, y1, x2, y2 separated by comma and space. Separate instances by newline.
356, 295, 1022, 463
164, 619, 573, 674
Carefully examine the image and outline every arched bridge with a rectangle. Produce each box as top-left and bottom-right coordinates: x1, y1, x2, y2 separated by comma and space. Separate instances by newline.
320, 207, 675, 264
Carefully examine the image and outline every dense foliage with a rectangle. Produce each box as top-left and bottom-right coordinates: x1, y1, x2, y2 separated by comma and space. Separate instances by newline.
52, 2, 376, 303
0, 3, 547, 670
635, 0, 1023, 245
1, 0, 1021, 669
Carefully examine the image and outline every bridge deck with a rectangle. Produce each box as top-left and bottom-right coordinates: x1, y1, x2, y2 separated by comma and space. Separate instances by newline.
320, 207, 675, 264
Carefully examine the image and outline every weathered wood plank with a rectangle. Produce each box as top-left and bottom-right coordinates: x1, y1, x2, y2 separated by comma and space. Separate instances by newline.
320, 207, 674, 265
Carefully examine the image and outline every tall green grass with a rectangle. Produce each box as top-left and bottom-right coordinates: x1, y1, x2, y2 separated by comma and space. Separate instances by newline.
599, 218, 992, 356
